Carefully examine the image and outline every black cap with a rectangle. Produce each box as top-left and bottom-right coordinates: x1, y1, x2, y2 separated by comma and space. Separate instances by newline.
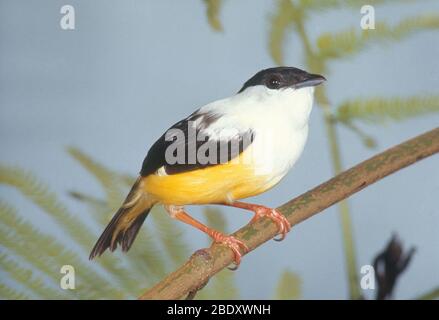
239, 67, 326, 93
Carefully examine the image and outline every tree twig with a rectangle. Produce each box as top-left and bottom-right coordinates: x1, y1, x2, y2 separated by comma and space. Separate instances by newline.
139, 127, 439, 300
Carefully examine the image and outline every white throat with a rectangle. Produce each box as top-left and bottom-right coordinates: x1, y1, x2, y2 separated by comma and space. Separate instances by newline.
221, 85, 315, 184
235, 85, 315, 129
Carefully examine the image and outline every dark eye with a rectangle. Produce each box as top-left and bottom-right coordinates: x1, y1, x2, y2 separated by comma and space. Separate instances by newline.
267, 76, 282, 89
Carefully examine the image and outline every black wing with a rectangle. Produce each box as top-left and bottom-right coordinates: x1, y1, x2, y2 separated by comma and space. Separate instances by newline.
140, 111, 254, 176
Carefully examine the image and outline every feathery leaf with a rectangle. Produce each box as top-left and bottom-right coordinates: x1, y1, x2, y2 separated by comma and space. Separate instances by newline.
299, 0, 416, 12
0, 283, 30, 299
0, 253, 64, 299
0, 225, 75, 299
317, 14, 439, 61
69, 191, 106, 208
0, 166, 143, 295
125, 226, 170, 286
0, 201, 122, 299
0, 166, 97, 249
336, 95, 439, 123
66, 153, 180, 292
67, 147, 124, 213
151, 207, 190, 266
69, 190, 169, 287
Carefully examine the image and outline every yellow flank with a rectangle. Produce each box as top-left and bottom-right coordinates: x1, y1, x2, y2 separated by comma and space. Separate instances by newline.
143, 148, 276, 205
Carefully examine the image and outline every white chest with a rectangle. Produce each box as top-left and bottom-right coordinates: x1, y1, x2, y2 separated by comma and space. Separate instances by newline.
198, 85, 314, 185
249, 114, 309, 183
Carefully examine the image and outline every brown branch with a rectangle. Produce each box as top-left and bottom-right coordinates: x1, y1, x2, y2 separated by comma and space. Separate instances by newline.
139, 127, 439, 300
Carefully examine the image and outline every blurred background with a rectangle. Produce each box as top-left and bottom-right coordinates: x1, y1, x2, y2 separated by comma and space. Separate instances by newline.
0, 0, 438, 299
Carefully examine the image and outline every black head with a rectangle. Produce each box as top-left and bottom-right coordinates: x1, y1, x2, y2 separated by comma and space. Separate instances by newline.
238, 67, 326, 93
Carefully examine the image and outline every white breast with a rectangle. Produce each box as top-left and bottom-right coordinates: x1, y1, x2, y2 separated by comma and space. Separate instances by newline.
199, 84, 314, 188
248, 112, 309, 186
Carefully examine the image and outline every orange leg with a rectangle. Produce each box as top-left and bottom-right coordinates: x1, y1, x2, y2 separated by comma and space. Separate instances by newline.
164, 205, 249, 267
221, 201, 291, 241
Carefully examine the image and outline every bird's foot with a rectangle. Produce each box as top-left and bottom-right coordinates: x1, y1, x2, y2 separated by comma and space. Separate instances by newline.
251, 206, 291, 241
210, 231, 248, 269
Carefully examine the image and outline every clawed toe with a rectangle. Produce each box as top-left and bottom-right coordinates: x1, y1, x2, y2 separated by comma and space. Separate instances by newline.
211, 233, 249, 268
253, 207, 291, 241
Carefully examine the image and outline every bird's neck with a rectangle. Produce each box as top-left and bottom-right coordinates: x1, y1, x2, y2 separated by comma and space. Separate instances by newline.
233, 86, 314, 130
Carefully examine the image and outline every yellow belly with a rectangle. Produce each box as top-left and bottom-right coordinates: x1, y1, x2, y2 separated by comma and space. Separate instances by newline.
143, 149, 276, 205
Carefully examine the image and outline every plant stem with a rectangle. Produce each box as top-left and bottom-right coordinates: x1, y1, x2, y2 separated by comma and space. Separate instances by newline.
323, 107, 361, 299
292, 2, 362, 299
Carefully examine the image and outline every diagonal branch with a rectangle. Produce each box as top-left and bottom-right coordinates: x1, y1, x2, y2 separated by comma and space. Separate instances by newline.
139, 127, 439, 300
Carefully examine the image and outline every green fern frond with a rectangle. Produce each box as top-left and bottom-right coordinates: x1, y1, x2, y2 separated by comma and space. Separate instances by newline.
103, 174, 176, 286
48, 148, 148, 291
299, 0, 355, 11
150, 207, 190, 266
67, 148, 151, 289
0, 166, 143, 295
125, 226, 170, 286
317, 14, 439, 60
68, 189, 159, 291
0, 283, 30, 299
66, 192, 147, 294
299, 0, 415, 12
0, 253, 64, 299
0, 166, 96, 250
96, 246, 156, 295
66, 170, 174, 293
67, 147, 124, 212
0, 225, 75, 299
336, 95, 439, 123
0, 201, 123, 299
65, 151, 174, 292
69, 191, 106, 209
269, 0, 297, 65
203, 0, 223, 32
68, 190, 108, 219
274, 269, 301, 299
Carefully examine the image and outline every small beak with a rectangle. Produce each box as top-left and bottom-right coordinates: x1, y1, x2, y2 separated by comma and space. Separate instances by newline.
294, 73, 326, 89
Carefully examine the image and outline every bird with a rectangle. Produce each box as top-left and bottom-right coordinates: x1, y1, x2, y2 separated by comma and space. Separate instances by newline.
89, 66, 326, 266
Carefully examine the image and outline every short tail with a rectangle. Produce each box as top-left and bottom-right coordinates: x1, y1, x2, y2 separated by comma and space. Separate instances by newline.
89, 178, 155, 260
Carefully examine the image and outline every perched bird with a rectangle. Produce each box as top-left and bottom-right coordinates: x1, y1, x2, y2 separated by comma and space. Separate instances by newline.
89, 67, 326, 266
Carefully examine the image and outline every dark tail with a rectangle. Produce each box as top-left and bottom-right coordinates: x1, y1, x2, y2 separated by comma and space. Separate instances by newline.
89, 178, 155, 260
